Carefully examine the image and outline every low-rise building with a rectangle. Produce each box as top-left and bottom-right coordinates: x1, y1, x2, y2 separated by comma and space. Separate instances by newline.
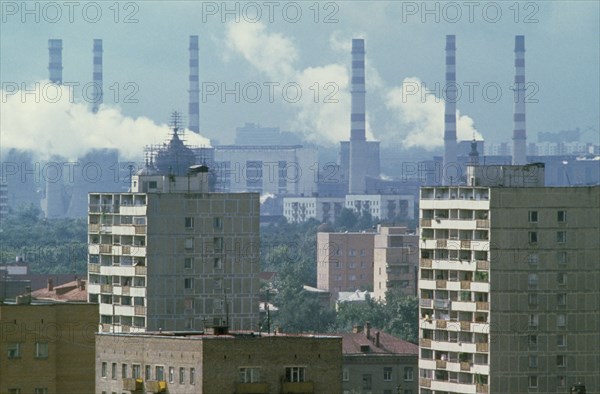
95, 330, 342, 394
0, 301, 98, 394
340, 324, 418, 394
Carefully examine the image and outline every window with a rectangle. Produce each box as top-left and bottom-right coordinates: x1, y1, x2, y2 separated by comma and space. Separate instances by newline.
169, 367, 174, 383
528, 314, 538, 328
557, 251, 567, 265
8, 389, 21, 394
7, 343, 21, 359
185, 238, 194, 250
528, 293, 538, 306
362, 374, 372, 390
213, 237, 223, 252
239, 367, 261, 383
557, 376, 566, 387
185, 217, 194, 229
111, 363, 117, 379
557, 273, 567, 285
529, 355, 537, 368
404, 367, 414, 381
383, 367, 392, 381
557, 355, 566, 367
527, 253, 538, 265
122, 364, 128, 379
528, 231, 538, 243
185, 298, 194, 310
155, 366, 164, 381
557, 293, 567, 306
557, 210, 566, 222
349, 249, 356, 256
529, 376, 538, 388
34, 389, 48, 394
214, 217, 222, 228
214, 257, 222, 269
557, 314, 566, 328
528, 274, 538, 288
285, 367, 305, 382
190, 368, 195, 384
528, 334, 537, 347
145, 365, 152, 380
557, 334, 566, 347
342, 368, 349, 381
148, 181, 157, 189
184, 278, 193, 289
557, 231, 567, 244
528, 211, 538, 223
184, 257, 193, 269
132, 364, 141, 379
35, 342, 48, 358
179, 367, 185, 384
102, 362, 107, 378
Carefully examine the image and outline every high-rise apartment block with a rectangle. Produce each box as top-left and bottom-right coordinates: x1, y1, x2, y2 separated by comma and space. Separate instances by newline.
418, 167, 599, 393
87, 167, 260, 333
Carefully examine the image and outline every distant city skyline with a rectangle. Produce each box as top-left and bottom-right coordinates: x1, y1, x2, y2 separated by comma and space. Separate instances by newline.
1, 1, 598, 162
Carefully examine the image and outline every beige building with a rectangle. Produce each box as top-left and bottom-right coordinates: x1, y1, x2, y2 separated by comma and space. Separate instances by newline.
0, 301, 98, 394
317, 231, 375, 299
418, 183, 600, 393
95, 330, 342, 394
87, 167, 260, 333
373, 226, 419, 301
340, 324, 418, 394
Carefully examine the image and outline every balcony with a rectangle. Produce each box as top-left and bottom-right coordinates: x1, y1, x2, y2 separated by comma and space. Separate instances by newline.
88, 263, 100, 273
134, 306, 146, 315
281, 381, 314, 393
89, 223, 100, 233
420, 259, 432, 268
476, 219, 489, 228
437, 239, 447, 248
461, 281, 471, 290
477, 384, 489, 393
460, 361, 471, 371
99, 244, 112, 254
122, 245, 131, 255
436, 280, 447, 289
434, 299, 450, 309
420, 298, 432, 308
123, 378, 143, 391
122, 286, 130, 296
235, 382, 270, 394
461, 321, 471, 331
420, 219, 432, 227
135, 266, 147, 276
134, 225, 146, 235
461, 240, 472, 249
145, 380, 167, 393
476, 302, 489, 311
420, 338, 432, 348
436, 360, 447, 369
420, 378, 431, 388
476, 260, 489, 270
100, 284, 113, 293
476, 342, 489, 352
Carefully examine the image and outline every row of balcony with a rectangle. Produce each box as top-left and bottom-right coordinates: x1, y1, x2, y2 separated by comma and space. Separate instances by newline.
420, 218, 489, 228
89, 264, 146, 276
420, 259, 489, 269
420, 338, 489, 353
121, 379, 314, 394
419, 378, 488, 393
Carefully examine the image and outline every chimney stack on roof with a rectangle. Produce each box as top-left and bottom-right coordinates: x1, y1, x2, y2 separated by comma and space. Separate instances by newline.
443, 34, 457, 185
47, 278, 54, 292
512, 35, 527, 165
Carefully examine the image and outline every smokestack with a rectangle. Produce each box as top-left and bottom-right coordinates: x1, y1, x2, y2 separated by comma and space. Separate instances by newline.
350, 38, 366, 142
443, 35, 457, 185
512, 35, 527, 165
48, 39, 63, 84
188, 35, 200, 134
348, 38, 369, 194
92, 39, 103, 113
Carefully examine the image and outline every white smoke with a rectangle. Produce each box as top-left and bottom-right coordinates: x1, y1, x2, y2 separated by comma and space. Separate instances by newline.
225, 22, 375, 144
0, 82, 211, 161
386, 77, 482, 150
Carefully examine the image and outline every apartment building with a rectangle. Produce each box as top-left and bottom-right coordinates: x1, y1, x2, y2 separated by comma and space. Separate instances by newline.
0, 301, 98, 394
418, 173, 599, 392
373, 226, 418, 301
346, 194, 415, 221
95, 330, 342, 394
316, 230, 375, 299
283, 196, 345, 223
87, 166, 260, 333
341, 324, 418, 394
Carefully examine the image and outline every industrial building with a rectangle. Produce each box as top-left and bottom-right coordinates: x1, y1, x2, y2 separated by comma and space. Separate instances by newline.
95, 330, 342, 394
417, 165, 599, 393
87, 163, 261, 333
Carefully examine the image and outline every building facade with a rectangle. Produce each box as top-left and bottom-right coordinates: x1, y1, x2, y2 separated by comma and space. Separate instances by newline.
418, 184, 600, 393
283, 196, 345, 223
345, 194, 415, 221
373, 226, 418, 301
95, 331, 342, 394
341, 325, 418, 394
317, 231, 375, 299
87, 169, 260, 333
0, 302, 98, 394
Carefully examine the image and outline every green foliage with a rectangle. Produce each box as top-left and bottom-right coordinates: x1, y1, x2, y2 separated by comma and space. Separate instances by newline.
0, 205, 87, 274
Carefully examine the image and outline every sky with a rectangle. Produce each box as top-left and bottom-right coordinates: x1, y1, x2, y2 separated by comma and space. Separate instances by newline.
1, 1, 599, 161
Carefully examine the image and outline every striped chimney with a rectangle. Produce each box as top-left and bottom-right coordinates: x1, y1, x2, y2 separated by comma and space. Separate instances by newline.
350, 38, 366, 141
188, 35, 200, 134
92, 39, 103, 113
48, 39, 63, 84
512, 35, 527, 165
443, 34, 457, 185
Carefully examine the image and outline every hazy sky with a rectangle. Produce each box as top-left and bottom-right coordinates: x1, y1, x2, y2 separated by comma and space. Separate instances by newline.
1, 1, 599, 160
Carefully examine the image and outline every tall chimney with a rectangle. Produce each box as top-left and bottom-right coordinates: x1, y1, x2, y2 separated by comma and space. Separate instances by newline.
92, 39, 103, 113
443, 35, 457, 185
348, 38, 368, 194
188, 35, 200, 134
512, 35, 527, 165
48, 39, 63, 84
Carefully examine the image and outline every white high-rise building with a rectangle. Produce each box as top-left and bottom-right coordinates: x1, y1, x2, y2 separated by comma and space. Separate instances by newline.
87, 166, 260, 333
